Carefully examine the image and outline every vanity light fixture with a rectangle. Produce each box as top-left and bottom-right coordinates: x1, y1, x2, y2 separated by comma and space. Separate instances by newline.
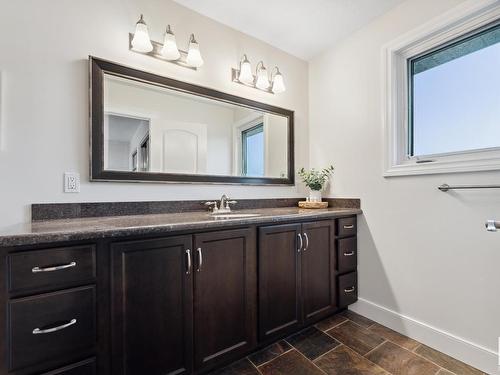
238, 55, 254, 85
271, 67, 286, 94
129, 15, 203, 70
160, 25, 180, 61
131, 14, 154, 53
186, 34, 204, 68
231, 55, 286, 94
255, 61, 270, 90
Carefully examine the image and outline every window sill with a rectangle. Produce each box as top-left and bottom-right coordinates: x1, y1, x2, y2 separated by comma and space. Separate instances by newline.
384, 156, 500, 177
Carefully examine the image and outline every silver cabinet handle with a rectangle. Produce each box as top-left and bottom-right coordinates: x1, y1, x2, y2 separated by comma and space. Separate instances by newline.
343, 251, 355, 257
32, 318, 77, 335
186, 249, 192, 274
343, 225, 354, 229
303, 233, 309, 251
344, 286, 356, 293
297, 233, 303, 252
32, 262, 76, 273
196, 248, 203, 272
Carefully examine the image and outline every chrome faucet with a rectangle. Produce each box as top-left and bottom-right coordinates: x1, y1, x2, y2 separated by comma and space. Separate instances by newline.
205, 194, 237, 214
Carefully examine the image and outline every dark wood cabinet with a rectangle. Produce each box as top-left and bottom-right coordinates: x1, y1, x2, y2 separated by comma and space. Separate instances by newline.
40, 358, 96, 375
258, 223, 302, 342
301, 221, 336, 324
259, 221, 337, 340
9, 286, 96, 371
110, 229, 257, 374
193, 228, 257, 371
2, 214, 358, 375
111, 236, 193, 375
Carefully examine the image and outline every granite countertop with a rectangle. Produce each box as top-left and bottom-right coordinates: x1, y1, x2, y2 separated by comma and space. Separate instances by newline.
0, 207, 362, 247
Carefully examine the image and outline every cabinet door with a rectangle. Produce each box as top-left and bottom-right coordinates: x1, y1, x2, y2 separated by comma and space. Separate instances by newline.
111, 236, 193, 375
302, 221, 337, 324
193, 228, 256, 372
258, 223, 302, 342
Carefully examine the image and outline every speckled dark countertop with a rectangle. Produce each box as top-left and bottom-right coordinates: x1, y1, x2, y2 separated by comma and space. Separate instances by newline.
0, 207, 362, 247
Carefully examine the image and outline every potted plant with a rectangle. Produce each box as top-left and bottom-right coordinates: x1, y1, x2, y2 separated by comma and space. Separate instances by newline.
298, 165, 334, 202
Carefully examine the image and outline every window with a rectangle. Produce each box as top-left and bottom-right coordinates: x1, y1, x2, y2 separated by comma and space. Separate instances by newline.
242, 124, 264, 176
409, 23, 500, 157
384, 3, 500, 176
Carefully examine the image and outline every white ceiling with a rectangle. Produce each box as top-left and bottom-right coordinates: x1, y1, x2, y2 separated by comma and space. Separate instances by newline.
173, 0, 406, 60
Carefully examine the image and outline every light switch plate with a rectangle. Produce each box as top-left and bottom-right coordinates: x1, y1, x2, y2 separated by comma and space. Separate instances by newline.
64, 172, 80, 193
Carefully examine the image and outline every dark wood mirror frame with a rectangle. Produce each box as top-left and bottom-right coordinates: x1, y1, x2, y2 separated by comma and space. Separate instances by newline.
89, 56, 295, 185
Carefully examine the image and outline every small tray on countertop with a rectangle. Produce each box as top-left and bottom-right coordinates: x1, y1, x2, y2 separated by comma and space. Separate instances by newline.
298, 201, 329, 209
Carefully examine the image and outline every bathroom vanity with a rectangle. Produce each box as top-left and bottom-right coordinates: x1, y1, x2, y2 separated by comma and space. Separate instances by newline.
0, 58, 362, 375
0, 201, 360, 375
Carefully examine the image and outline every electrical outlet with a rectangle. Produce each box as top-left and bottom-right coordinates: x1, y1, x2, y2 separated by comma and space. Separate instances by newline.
64, 172, 80, 193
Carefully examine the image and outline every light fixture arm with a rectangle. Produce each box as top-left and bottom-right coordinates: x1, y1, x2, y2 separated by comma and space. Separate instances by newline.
255, 60, 266, 75
271, 66, 281, 80
240, 54, 250, 69
137, 14, 146, 25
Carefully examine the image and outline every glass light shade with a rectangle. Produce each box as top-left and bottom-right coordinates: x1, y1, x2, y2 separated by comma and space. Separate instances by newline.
186, 38, 204, 68
131, 16, 153, 53
272, 72, 286, 93
161, 31, 180, 60
255, 66, 270, 90
238, 60, 254, 84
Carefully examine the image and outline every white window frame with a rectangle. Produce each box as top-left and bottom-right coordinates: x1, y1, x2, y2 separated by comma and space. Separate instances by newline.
383, 0, 500, 177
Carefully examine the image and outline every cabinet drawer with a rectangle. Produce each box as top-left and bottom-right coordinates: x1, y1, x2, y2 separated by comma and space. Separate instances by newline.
338, 272, 357, 307
9, 286, 96, 370
8, 245, 96, 294
41, 358, 96, 375
337, 217, 357, 237
337, 237, 357, 274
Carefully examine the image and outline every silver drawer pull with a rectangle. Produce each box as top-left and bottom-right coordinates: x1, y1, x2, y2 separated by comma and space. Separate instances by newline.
32, 318, 77, 335
344, 286, 356, 293
343, 225, 354, 229
343, 251, 355, 257
32, 262, 77, 273
297, 233, 303, 252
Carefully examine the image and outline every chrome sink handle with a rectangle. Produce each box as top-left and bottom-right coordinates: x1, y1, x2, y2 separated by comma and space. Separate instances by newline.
205, 201, 219, 212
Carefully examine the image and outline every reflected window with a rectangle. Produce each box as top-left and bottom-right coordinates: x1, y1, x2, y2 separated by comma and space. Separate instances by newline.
242, 124, 264, 176
139, 135, 150, 172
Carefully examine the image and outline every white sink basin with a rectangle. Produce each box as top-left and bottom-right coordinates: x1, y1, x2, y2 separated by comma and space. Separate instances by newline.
211, 213, 262, 219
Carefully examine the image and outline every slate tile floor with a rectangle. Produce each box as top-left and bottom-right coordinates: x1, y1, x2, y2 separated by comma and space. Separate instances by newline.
209, 310, 487, 375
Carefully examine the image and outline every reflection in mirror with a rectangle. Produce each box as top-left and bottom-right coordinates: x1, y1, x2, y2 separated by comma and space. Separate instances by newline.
103, 74, 289, 178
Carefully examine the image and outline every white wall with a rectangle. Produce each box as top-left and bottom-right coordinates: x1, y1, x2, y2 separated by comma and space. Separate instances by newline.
0, 0, 308, 228
309, 0, 500, 373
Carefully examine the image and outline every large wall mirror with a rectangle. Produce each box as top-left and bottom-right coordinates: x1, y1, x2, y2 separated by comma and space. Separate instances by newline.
90, 57, 294, 185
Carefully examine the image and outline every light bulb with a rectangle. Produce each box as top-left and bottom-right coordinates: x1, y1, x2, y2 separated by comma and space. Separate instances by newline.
255, 63, 270, 90
161, 25, 180, 60
238, 55, 254, 84
131, 14, 153, 53
186, 34, 204, 68
272, 68, 286, 93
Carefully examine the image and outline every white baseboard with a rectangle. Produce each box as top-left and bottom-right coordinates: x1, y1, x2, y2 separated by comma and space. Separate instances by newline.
350, 298, 499, 375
